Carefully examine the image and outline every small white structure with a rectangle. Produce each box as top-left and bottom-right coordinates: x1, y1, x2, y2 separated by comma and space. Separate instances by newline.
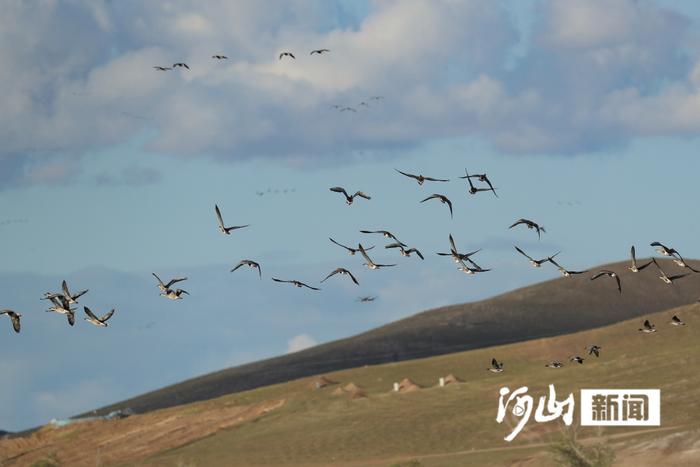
393, 382, 400, 392
439, 377, 445, 387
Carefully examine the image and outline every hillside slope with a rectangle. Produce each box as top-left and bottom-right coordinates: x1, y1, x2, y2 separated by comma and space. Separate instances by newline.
90, 258, 700, 417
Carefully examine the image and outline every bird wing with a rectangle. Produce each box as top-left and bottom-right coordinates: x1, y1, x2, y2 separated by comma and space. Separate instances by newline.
62, 280, 71, 298
152, 272, 165, 287
669, 273, 689, 282
644, 320, 652, 329
408, 248, 424, 260
330, 186, 348, 197
385, 242, 403, 249
420, 195, 438, 203
99, 309, 115, 322
449, 234, 458, 254
423, 176, 449, 182
231, 262, 245, 273
300, 282, 320, 290
67, 311, 75, 326
514, 246, 534, 261
353, 191, 371, 200
83, 306, 99, 321
320, 269, 339, 282
590, 271, 608, 281
509, 219, 525, 229
395, 169, 418, 180
630, 245, 638, 267
272, 277, 291, 284
165, 277, 187, 288
215, 204, 225, 229
445, 197, 453, 218
358, 244, 373, 264
347, 271, 359, 285
72, 289, 89, 300
329, 237, 352, 251
615, 275, 622, 293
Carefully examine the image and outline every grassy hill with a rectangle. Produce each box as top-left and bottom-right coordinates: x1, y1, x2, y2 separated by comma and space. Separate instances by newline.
2, 302, 698, 466
89, 257, 700, 417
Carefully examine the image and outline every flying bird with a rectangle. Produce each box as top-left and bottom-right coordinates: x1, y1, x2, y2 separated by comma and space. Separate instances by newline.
0, 310, 21, 333
437, 233, 480, 263
460, 169, 498, 197
457, 259, 491, 275
586, 345, 602, 357
358, 243, 396, 270
329, 237, 374, 256
46, 296, 76, 326
161, 288, 189, 300
420, 194, 453, 219
329, 187, 371, 205
310, 49, 330, 55
638, 319, 657, 333
545, 361, 564, 368
357, 296, 377, 302
669, 315, 685, 326
590, 270, 622, 294
385, 243, 424, 260
514, 246, 559, 268
279, 52, 295, 60
669, 252, 700, 272
61, 280, 88, 305
395, 169, 449, 185
340, 106, 357, 112
569, 356, 584, 364
173, 63, 190, 69
215, 204, 250, 234
488, 358, 504, 373
152, 273, 188, 292
271, 278, 320, 290
230, 260, 262, 278
360, 230, 405, 246
509, 218, 545, 240
154, 66, 172, 71
628, 246, 652, 272
321, 268, 359, 285
83, 307, 114, 327
653, 258, 688, 284
212, 55, 228, 59
650, 241, 677, 256
548, 257, 587, 277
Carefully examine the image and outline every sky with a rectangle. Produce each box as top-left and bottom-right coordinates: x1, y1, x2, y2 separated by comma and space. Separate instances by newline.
1, 0, 699, 431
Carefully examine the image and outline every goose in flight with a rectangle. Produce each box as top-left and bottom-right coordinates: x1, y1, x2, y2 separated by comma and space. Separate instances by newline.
61, 280, 88, 305
638, 319, 657, 333
279, 52, 295, 60
457, 259, 491, 275
357, 296, 377, 302
514, 246, 559, 268
653, 258, 688, 284
509, 218, 545, 240
586, 345, 601, 357
420, 194, 453, 219
215, 204, 249, 234
83, 307, 114, 327
152, 273, 187, 292
548, 257, 587, 277
212, 55, 228, 59
0, 310, 21, 333
360, 230, 406, 246
310, 49, 330, 55
271, 277, 320, 290
173, 63, 189, 69
321, 268, 359, 285
358, 243, 396, 269
669, 252, 700, 272
437, 233, 480, 263
488, 358, 504, 373
650, 241, 677, 257
161, 288, 189, 300
154, 66, 172, 71
329, 187, 371, 205
329, 237, 374, 256
460, 169, 498, 197
231, 260, 261, 278
385, 243, 424, 260
628, 246, 652, 272
395, 169, 449, 185
569, 356, 584, 364
46, 296, 76, 326
669, 315, 685, 326
590, 270, 622, 294
340, 106, 357, 112
545, 361, 564, 368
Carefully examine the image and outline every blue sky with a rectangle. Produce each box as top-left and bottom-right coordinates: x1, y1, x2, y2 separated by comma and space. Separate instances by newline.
1, 0, 699, 431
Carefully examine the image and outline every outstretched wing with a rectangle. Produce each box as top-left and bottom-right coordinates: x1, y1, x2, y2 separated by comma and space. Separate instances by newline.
423, 176, 449, 182
395, 169, 418, 180
83, 306, 99, 321
353, 191, 371, 200
330, 186, 348, 197
165, 277, 187, 288
329, 237, 351, 251
358, 244, 373, 264
152, 272, 165, 287
99, 309, 115, 322
320, 269, 339, 283
215, 204, 225, 229
514, 246, 534, 262
420, 194, 438, 203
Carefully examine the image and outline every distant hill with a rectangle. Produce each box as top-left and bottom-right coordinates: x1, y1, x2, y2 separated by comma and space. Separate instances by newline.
88, 257, 699, 417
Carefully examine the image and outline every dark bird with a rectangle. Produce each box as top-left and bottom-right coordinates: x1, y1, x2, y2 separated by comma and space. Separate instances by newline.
385, 243, 424, 260
488, 358, 504, 373
669, 315, 685, 326
669, 252, 700, 272
650, 241, 677, 257
321, 268, 359, 285
154, 66, 172, 71
357, 296, 377, 302
590, 270, 622, 294
360, 230, 405, 246
638, 319, 657, 333
279, 52, 295, 60
569, 356, 585, 364
0, 310, 21, 333
437, 233, 480, 263
460, 169, 498, 197
358, 243, 396, 270
310, 49, 330, 55
545, 361, 564, 368
173, 63, 190, 69
548, 257, 587, 277
395, 169, 449, 185
514, 246, 559, 268
329, 187, 371, 205
152, 273, 188, 292
161, 288, 189, 300
83, 307, 114, 327
340, 106, 357, 112
457, 259, 491, 275
509, 218, 545, 240
420, 194, 453, 219
329, 237, 375, 256
231, 260, 261, 278
62, 280, 88, 305
628, 246, 652, 272
653, 258, 689, 284
215, 204, 250, 235
586, 345, 602, 357
212, 55, 228, 59
271, 277, 320, 290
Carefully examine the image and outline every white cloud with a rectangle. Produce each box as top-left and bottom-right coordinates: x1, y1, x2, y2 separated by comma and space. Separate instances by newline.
286, 333, 317, 353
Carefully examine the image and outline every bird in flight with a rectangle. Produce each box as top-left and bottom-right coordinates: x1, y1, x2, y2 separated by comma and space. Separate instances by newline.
420, 194, 453, 219
215, 204, 250, 235
548, 257, 587, 277
669, 315, 685, 326
638, 319, 657, 333
0, 310, 21, 333
310, 49, 330, 55
395, 169, 449, 185
329, 238, 374, 256
628, 246, 652, 272
590, 270, 622, 294
358, 244, 396, 270
231, 260, 262, 278
321, 268, 359, 285
488, 358, 504, 373
340, 106, 357, 112
83, 307, 115, 327
460, 169, 498, 197
173, 63, 190, 69
161, 288, 189, 300
279, 52, 295, 60
329, 187, 371, 205
457, 258, 491, 275
569, 356, 584, 364
46, 296, 76, 326
514, 246, 559, 268
154, 66, 172, 71
212, 55, 228, 59
360, 230, 406, 246
385, 243, 424, 260
586, 345, 601, 357
152, 273, 187, 293
271, 278, 320, 290
61, 280, 88, 305
545, 361, 564, 368
650, 241, 678, 257
669, 252, 700, 272
437, 233, 481, 263
357, 296, 377, 303
509, 218, 545, 240
652, 258, 688, 285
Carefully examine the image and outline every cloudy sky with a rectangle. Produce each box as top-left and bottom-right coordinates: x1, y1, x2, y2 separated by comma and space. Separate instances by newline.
1, 0, 699, 431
